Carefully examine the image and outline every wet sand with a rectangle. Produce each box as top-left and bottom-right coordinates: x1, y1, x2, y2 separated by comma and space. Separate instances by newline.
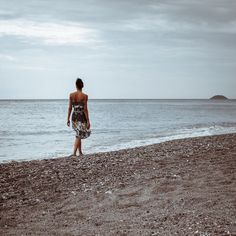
0, 134, 236, 235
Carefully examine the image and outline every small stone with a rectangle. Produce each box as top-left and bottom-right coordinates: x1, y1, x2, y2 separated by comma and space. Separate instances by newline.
105, 190, 112, 194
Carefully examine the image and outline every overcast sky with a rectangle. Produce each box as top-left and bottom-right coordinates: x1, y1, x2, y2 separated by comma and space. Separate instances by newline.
0, 0, 235, 99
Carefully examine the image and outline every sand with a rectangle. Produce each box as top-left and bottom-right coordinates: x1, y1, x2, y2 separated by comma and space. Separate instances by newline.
0, 134, 236, 236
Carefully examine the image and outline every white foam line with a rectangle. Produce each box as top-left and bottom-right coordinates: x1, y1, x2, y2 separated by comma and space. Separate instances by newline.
86, 126, 236, 154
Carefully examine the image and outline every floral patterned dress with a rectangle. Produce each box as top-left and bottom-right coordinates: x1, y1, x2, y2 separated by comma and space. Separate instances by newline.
71, 101, 91, 139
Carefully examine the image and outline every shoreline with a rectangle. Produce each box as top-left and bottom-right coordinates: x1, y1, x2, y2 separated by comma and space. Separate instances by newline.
1, 132, 236, 164
1, 133, 236, 235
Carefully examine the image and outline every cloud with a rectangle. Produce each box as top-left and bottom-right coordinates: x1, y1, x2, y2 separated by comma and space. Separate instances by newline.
0, 19, 101, 45
118, 0, 236, 34
122, 15, 236, 34
0, 53, 16, 61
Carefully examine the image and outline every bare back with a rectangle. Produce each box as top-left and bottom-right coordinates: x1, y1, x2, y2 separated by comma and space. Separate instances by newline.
70, 91, 87, 104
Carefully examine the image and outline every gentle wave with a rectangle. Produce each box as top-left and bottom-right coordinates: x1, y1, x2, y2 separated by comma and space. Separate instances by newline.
0, 129, 70, 137
1, 99, 236, 162
85, 125, 236, 154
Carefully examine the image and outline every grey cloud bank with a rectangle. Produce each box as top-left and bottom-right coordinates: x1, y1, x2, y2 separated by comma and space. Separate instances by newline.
0, 0, 235, 99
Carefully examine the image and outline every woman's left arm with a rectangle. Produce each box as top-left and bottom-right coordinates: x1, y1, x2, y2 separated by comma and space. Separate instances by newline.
67, 94, 72, 126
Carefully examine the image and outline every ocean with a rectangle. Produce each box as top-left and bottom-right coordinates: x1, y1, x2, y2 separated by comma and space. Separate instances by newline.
0, 99, 236, 163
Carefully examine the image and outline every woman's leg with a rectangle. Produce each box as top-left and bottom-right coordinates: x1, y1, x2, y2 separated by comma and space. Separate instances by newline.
77, 138, 83, 155
73, 137, 80, 155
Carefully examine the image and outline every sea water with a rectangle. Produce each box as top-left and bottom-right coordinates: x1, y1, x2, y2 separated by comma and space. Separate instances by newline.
0, 99, 236, 162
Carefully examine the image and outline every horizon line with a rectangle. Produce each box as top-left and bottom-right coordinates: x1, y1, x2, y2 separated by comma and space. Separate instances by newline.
0, 98, 235, 100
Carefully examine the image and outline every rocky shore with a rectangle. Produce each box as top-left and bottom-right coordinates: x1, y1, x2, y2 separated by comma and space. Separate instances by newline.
1, 134, 236, 235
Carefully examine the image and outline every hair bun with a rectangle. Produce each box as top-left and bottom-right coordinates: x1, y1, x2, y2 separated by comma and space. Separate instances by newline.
76, 78, 84, 90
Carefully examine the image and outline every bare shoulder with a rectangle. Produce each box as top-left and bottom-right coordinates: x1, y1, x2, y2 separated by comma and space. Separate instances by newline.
69, 91, 77, 98
82, 92, 88, 100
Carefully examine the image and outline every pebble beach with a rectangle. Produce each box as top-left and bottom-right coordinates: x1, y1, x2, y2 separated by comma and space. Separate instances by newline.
1, 134, 236, 235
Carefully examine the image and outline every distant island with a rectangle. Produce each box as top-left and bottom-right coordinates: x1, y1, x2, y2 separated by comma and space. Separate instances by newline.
210, 95, 228, 100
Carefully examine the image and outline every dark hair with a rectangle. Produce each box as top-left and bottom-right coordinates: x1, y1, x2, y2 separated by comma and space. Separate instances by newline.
76, 78, 84, 90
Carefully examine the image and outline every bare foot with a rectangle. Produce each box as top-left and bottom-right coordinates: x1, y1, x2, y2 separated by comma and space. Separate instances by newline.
68, 154, 77, 158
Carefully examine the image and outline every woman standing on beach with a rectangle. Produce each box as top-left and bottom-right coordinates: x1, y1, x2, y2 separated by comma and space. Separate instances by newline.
67, 78, 91, 157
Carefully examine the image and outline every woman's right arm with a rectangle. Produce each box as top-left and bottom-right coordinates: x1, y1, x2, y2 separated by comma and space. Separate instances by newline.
84, 95, 90, 129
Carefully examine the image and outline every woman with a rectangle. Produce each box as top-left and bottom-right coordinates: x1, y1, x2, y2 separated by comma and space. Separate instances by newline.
67, 78, 91, 157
